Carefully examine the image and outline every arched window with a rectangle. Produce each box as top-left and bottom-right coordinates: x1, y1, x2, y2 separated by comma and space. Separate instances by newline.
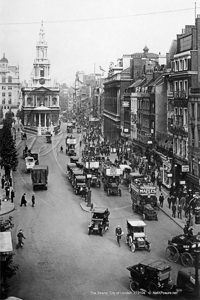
27, 97, 32, 106
8, 76, 12, 83
2, 76, 6, 83
52, 97, 57, 105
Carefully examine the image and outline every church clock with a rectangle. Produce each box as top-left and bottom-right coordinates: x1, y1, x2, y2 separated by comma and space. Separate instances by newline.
39, 78, 45, 85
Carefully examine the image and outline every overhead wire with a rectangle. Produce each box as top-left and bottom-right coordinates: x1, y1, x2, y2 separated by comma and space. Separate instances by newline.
0, 7, 198, 26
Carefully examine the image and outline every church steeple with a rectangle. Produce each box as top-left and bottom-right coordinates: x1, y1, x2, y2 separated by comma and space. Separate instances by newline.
31, 22, 51, 87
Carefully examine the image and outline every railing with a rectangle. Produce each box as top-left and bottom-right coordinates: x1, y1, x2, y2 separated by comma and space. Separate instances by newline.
173, 90, 187, 99
168, 124, 188, 136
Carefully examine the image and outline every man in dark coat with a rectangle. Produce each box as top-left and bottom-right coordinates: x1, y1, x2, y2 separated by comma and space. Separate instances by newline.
11, 189, 15, 203
31, 193, 35, 207
167, 196, 172, 209
1, 176, 5, 189
159, 193, 164, 208
20, 193, 27, 207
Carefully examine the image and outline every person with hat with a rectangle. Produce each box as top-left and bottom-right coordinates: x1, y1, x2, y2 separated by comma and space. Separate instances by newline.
115, 225, 123, 247
16, 229, 26, 248
20, 193, 27, 207
31, 193, 35, 207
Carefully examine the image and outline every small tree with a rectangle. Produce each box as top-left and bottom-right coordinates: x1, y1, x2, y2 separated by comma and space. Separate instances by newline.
0, 113, 18, 178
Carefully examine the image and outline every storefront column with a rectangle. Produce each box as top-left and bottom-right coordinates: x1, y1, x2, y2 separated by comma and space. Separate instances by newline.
38, 113, 41, 135
44, 113, 46, 127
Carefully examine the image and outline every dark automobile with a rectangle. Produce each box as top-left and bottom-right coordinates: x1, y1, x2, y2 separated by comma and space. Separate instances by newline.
74, 175, 87, 195
31, 153, 39, 165
127, 259, 174, 294
88, 208, 110, 236
70, 156, 79, 164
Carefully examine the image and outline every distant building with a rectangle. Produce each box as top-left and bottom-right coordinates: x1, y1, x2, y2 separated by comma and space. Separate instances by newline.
21, 22, 60, 135
0, 54, 21, 120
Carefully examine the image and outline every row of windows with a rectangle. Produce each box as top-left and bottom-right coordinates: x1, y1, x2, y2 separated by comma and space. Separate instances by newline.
2, 92, 12, 97
2, 86, 12, 90
174, 80, 188, 93
1, 76, 12, 83
190, 158, 200, 176
174, 58, 190, 72
1, 100, 12, 104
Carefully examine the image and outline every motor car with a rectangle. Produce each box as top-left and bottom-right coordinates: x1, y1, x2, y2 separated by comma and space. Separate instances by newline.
31, 153, 39, 165
25, 156, 35, 173
127, 259, 174, 294
142, 204, 158, 221
74, 175, 87, 195
71, 169, 84, 187
70, 156, 79, 164
102, 166, 121, 196
88, 208, 110, 236
126, 219, 151, 252
21, 132, 27, 140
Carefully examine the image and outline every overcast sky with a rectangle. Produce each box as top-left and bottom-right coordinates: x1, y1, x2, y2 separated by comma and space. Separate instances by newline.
0, 0, 198, 85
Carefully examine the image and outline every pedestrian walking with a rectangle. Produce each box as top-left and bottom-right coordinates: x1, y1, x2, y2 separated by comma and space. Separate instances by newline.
177, 204, 182, 219
5, 186, 10, 200
20, 193, 27, 207
9, 177, 12, 187
159, 193, 164, 208
115, 225, 123, 247
16, 229, 26, 249
172, 203, 176, 218
31, 193, 35, 207
158, 178, 162, 192
11, 189, 15, 203
1, 176, 5, 189
167, 196, 172, 209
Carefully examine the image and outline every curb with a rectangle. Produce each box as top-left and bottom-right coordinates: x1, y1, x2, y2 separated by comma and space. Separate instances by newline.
159, 207, 184, 229
0, 204, 15, 216
80, 202, 97, 212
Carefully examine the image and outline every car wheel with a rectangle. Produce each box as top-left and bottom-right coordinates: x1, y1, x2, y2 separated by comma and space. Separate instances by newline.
107, 189, 110, 196
130, 280, 139, 292
99, 181, 101, 188
101, 228, 105, 236
119, 189, 121, 197
131, 243, 136, 253
147, 243, 151, 252
148, 282, 158, 294
88, 229, 91, 235
142, 214, 145, 221
75, 190, 78, 195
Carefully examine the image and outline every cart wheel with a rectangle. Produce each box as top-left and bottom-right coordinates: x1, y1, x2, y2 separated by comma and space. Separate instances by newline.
130, 280, 139, 292
131, 243, 135, 253
181, 252, 194, 267
166, 245, 180, 263
148, 282, 158, 293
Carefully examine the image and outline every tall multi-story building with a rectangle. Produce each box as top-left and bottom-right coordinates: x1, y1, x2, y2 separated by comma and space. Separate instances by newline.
0, 54, 21, 120
21, 22, 60, 135
166, 19, 200, 191
103, 58, 132, 144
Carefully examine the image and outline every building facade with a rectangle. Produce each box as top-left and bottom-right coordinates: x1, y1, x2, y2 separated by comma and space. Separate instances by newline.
0, 54, 21, 120
103, 60, 132, 145
21, 22, 60, 135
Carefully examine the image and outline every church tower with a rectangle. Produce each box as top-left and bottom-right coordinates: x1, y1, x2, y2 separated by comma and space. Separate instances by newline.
32, 22, 51, 87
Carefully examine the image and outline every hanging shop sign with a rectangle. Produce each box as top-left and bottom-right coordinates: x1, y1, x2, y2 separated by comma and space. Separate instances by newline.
181, 165, 189, 172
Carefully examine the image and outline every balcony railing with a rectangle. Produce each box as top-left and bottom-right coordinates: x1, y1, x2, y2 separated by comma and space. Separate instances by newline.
173, 90, 187, 99
168, 124, 188, 136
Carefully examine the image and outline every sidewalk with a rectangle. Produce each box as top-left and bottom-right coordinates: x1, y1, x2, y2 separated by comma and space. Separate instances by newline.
0, 169, 15, 216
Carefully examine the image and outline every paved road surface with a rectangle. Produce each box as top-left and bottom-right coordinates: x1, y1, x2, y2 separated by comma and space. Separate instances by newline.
7, 125, 191, 300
